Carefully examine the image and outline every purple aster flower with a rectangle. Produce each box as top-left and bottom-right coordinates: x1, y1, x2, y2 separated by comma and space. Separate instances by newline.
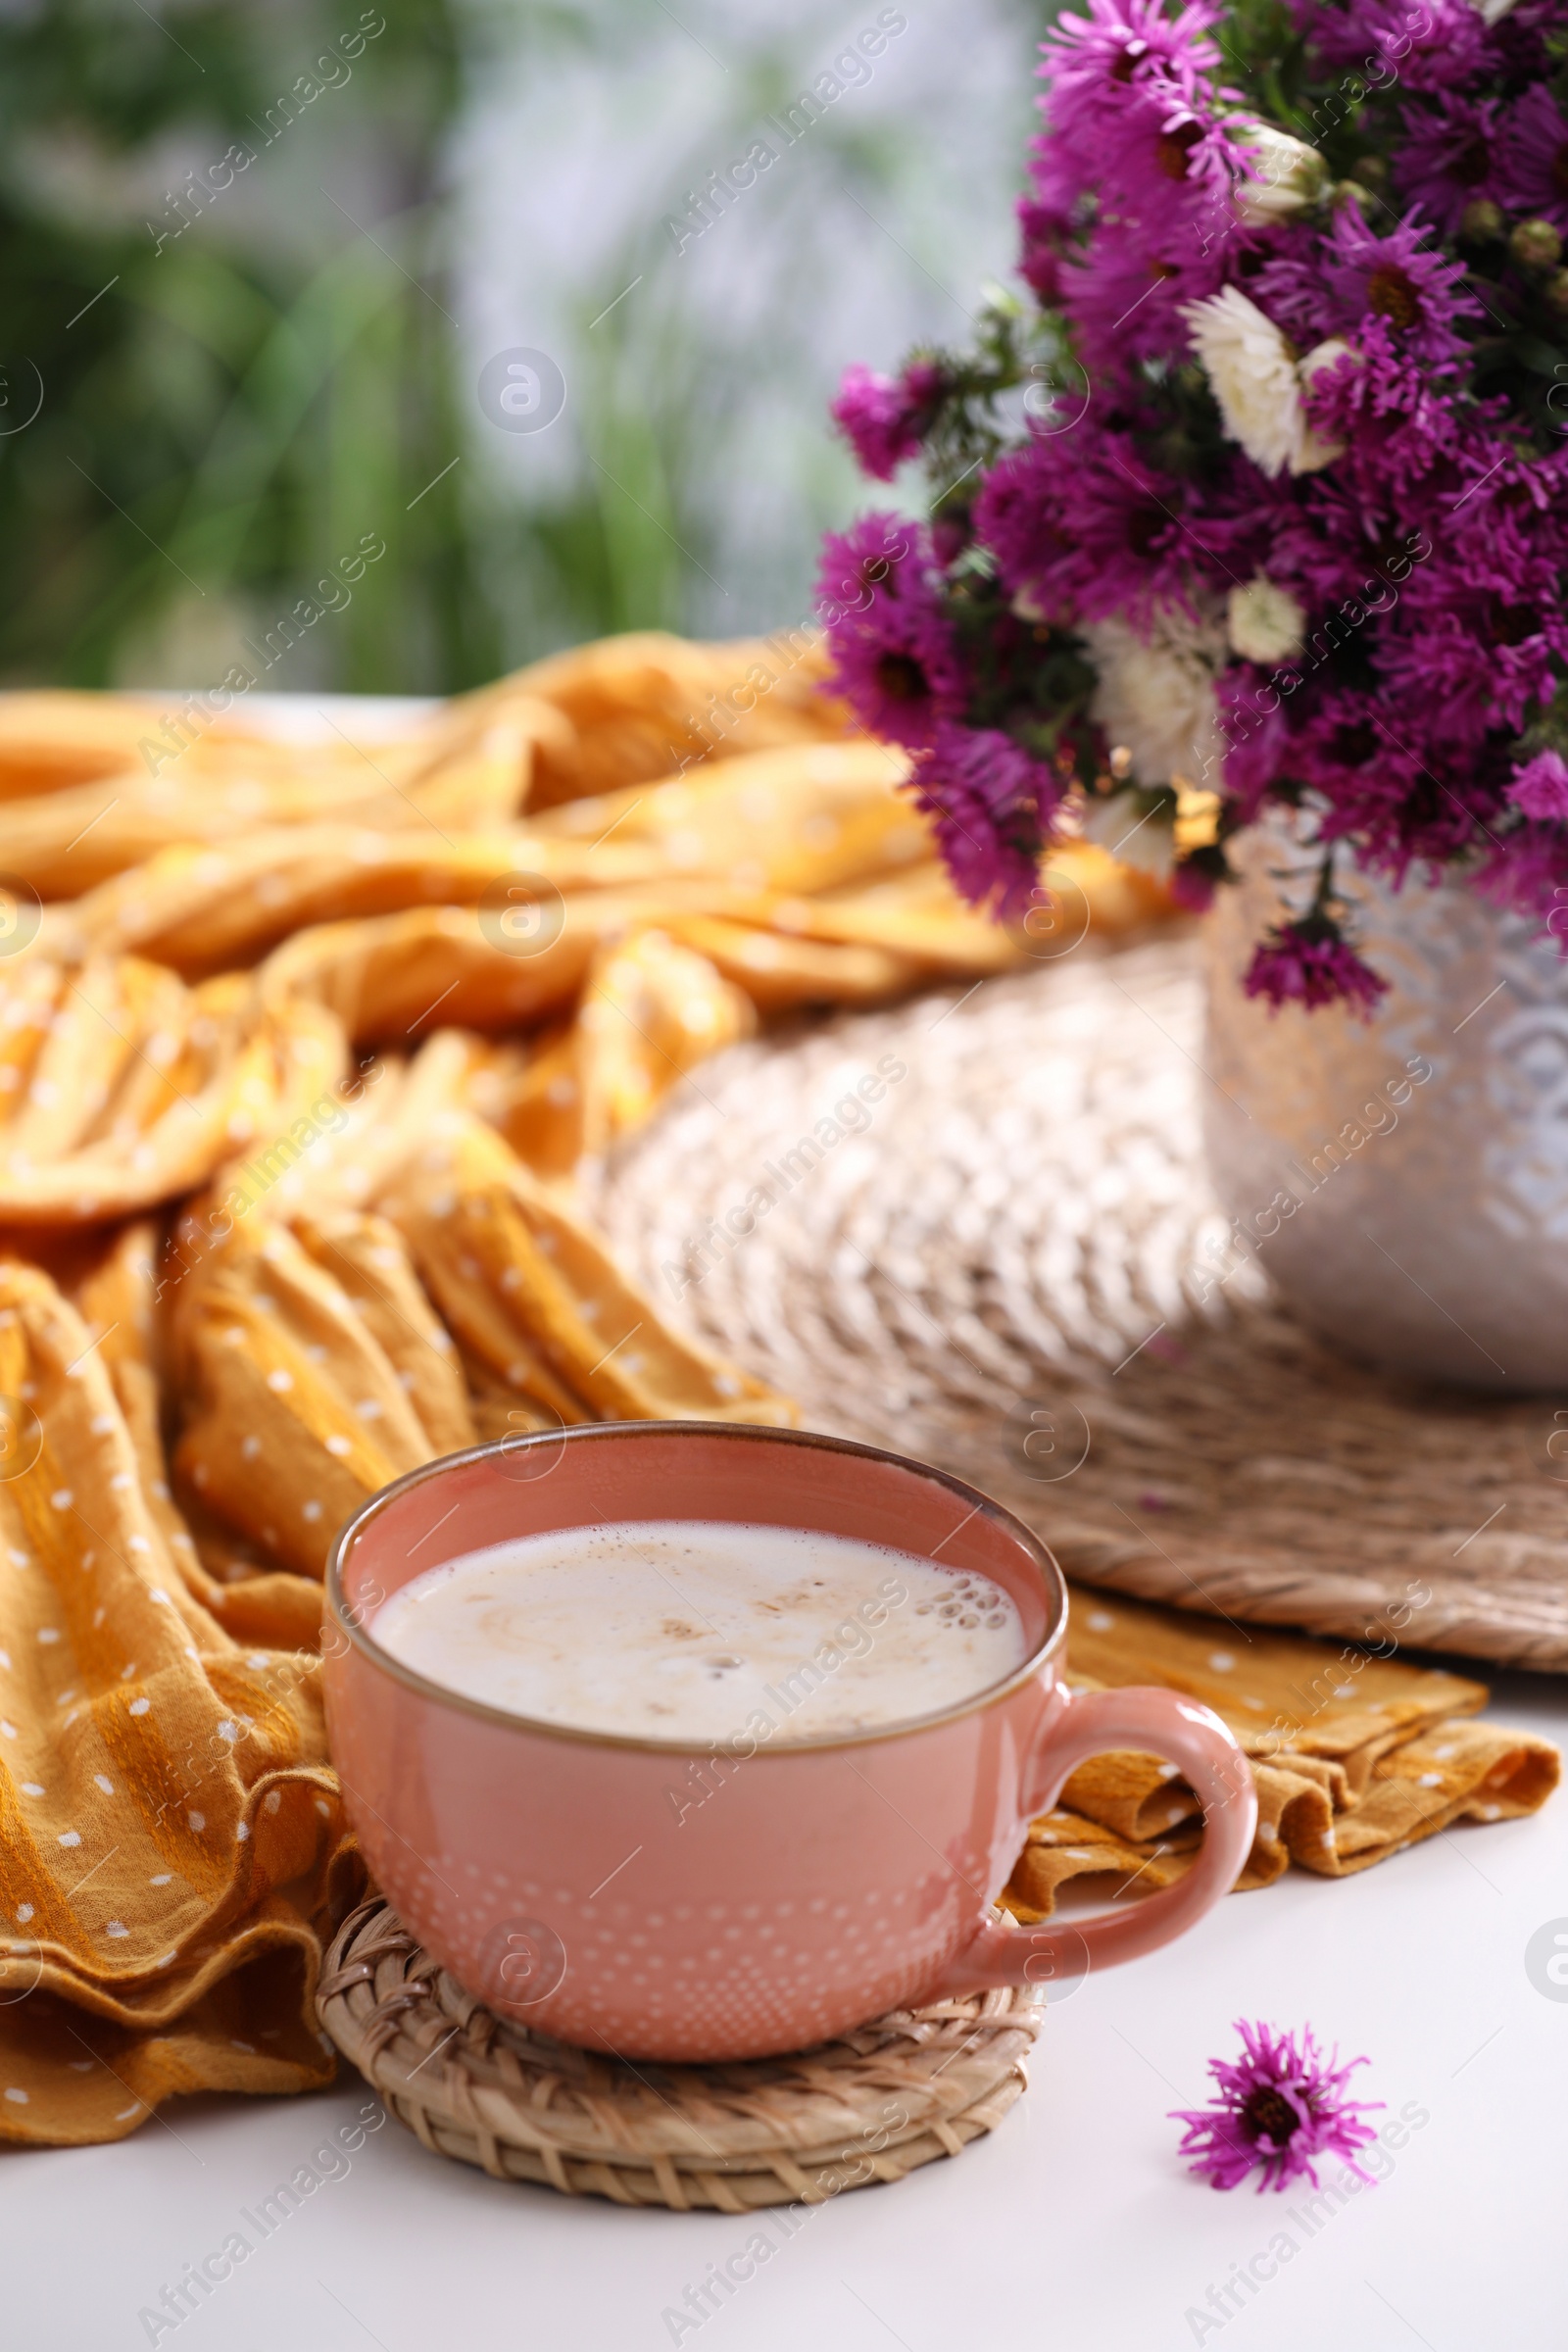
1253, 202, 1479, 368
1486, 2, 1559, 84
1394, 95, 1503, 236
1321, 203, 1483, 361
1023, 0, 1252, 385
1494, 84, 1568, 232
1017, 197, 1072, 306
1243, 916, 1391, 1018
1069, 86, 1242, 214
831, 360, 947, 482
1508, 749, 1568, 821
1282, 705, 1503, 881
1275, 704, 1428, 871
1378, 592, 1562, 750
1377, 460, 1568, 744
1181, 457, 1316, 609
1171, 2020, 1384, 2191
1303, 0, 1488, 94
816, 508, 916, 620
1061, 218, 1226, 377
1214, 669, 1291, 820
814, 514, 967, 750
1297, 318, 1467, 504
1042, 0, 1223, 113
974, 422, 1213, 628
1029, 0, 1249, 233
907, 720, 1063, 916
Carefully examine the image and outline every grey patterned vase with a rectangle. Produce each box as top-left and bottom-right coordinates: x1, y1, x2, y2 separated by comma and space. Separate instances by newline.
1202, 818, 1568, 1392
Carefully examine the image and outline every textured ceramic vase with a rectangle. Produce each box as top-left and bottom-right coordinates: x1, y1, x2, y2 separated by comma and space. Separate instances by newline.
1203, 818, 1568, 1392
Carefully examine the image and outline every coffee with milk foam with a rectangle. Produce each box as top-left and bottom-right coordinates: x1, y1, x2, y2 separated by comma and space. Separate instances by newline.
371, 1519, 1030, 1741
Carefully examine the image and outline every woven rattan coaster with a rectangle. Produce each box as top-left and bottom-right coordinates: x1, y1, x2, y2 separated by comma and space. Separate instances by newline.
317, 1898, 1043, 2210
592, 934, 1568, 1671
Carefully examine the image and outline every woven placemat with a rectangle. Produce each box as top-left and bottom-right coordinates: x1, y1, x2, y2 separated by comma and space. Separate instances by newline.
316, 1898, 1043, 2209
591, 935, 1568, 1672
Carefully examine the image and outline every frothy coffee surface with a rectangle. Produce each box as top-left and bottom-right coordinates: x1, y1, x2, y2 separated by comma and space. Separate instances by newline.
370, 1519, 1030, 1740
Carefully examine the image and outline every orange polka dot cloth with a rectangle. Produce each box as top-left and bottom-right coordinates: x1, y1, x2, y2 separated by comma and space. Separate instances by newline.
1006, 1591, 1557, 1919
0, 636, 1552, 2145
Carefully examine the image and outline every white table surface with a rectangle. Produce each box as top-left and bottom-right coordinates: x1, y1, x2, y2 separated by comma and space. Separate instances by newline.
11, 1660, 1564, 2352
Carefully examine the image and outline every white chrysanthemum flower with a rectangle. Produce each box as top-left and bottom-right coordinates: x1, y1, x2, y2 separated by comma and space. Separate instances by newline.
1081, 605, 1228, 791
1227, 575, 1305, 665
1183, 289, 1347, 477
1230, 122, 1329, 225
1183, 286, 1305, 477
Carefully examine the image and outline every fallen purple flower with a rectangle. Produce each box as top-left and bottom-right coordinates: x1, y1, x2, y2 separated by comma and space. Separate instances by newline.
1243, 919, 1390, 1018
1171, 2019, 1383, 2192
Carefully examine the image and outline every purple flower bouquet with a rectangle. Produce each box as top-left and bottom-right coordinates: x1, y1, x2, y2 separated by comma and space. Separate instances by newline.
817, 0, 1568, 1014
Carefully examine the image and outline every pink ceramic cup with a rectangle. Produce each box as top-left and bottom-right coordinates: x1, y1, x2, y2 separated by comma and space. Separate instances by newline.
323, 1424, 1255, 2063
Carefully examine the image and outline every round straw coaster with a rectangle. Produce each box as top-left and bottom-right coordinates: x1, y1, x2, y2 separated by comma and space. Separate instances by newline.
317, 1898, 1043, 2210
592, 934, 1568, 1671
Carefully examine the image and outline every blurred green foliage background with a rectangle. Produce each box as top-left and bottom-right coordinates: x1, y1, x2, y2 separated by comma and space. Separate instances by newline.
0, 0, 1045, 694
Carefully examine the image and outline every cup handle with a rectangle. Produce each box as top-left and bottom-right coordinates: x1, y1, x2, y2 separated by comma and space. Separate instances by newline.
932, 1682, 1257, 1996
